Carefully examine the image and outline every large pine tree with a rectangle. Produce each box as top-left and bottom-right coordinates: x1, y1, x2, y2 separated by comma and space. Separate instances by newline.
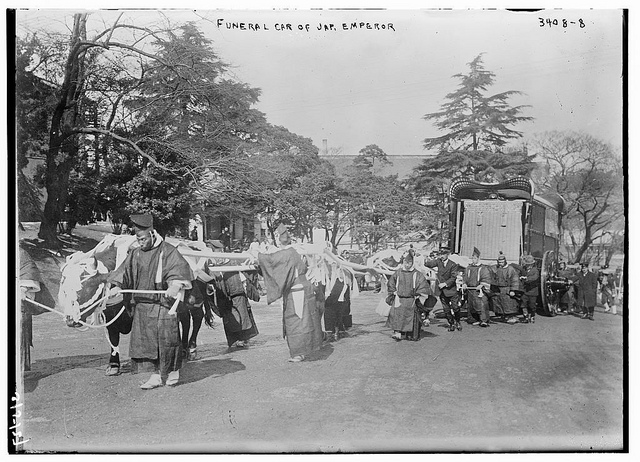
422, 53, 533, 153
408, 53, 536, 243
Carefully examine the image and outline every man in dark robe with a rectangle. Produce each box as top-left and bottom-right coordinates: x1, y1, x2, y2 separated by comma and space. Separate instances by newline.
386, 253, 432, 341
109, 214, 193, 389
324, 266, 351, 342
209, 270, 259, 348
258, 231, 323, 362
574, 262, 599, 320
19, 247, 55, 372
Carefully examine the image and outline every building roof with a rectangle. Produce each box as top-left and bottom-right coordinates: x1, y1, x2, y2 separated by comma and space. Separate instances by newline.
320, 154, 430, 179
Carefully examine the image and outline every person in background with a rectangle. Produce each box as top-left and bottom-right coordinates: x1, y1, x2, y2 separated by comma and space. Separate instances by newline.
109, 213, 193, 389
324, 265, 351, 342
462, 247, 492, 327
518, 254, 540, 324
249, 237, 261, 255
574, 262, 599, 321
386, 253, 432, 341
489, 251, 520, 324
599, 271, 615, 312
424, 246, 461, 332
557, 261, 577, 314
19, 247, 54, 372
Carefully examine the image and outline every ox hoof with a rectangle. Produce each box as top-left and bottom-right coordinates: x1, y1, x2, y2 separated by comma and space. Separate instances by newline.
188, 348, 198, 361
105, 365, 120, 376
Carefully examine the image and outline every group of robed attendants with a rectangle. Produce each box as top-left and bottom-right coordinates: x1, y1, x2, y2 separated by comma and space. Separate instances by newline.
19, 214, 354, 390
19, 213, 608, 389
383, 245, 604, 342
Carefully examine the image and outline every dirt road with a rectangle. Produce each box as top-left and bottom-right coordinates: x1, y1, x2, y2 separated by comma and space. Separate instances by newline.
16, 289, 624, 453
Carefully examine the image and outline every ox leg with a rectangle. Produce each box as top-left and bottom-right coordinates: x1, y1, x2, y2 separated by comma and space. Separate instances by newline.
103, 304, 124, 376
107, 323, 120, 366
178, 310, 191, 359
188, 306, 204, 360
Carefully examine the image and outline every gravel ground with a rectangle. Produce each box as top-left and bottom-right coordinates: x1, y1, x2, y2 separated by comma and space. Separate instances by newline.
14, 223, 625, 454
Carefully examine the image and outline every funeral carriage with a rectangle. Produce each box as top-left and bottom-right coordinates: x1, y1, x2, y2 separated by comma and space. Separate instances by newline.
447, 176, 570, 316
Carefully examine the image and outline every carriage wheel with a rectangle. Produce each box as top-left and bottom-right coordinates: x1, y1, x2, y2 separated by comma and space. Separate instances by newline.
540, 250, 557, 316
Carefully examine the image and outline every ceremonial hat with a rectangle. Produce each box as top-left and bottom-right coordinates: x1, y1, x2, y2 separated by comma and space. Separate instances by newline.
497, 251, 506, 262
580, 261, 589, 268
439, 245, 450, 255
472, 247, 481, 258
403, 252, 414, 264
130, 213, 153, 230
523, 254, 535, 265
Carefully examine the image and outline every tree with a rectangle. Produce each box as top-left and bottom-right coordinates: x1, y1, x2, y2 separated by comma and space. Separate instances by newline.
422, 53, 533, 153
16, 34, 59, 224
341, 148, 423, 253
530, 131, 624, 265
353, 144, 392, 175
18, 13, 270, 244
408, 54, 536, 244
120, 164, 194, 237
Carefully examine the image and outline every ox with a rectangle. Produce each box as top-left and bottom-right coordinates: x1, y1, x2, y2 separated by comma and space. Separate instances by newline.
58, 234, 213, 376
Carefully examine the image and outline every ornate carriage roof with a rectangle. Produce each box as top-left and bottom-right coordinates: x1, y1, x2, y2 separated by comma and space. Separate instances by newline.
449, 176, 564, 213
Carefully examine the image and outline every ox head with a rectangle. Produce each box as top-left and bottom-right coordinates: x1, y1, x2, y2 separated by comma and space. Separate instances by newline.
58, 234, 136, 327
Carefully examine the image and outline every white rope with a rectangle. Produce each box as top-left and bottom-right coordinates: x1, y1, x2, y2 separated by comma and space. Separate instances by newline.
24, 297, 127, 329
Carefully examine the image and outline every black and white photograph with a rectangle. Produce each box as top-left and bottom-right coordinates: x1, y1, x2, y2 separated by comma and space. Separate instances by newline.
8, 1, 629, 455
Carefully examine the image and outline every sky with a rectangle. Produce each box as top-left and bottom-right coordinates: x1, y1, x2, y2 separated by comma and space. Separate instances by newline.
13, 5, 624, 158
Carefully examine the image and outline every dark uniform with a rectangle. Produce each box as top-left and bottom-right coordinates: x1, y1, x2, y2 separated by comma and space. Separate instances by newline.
425, 247, 460, 331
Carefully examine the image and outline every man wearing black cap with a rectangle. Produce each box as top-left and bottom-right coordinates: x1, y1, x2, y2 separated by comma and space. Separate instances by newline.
462, 247, 492, 327
109, 213, 193, 389
574, 262, 598, 320
489, 251, 520, 324
425, 245, 461, 331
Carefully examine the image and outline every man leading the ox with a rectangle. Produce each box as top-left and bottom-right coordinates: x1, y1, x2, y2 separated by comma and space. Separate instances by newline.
425, 246, 461, 332
109, 213, 193, 389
